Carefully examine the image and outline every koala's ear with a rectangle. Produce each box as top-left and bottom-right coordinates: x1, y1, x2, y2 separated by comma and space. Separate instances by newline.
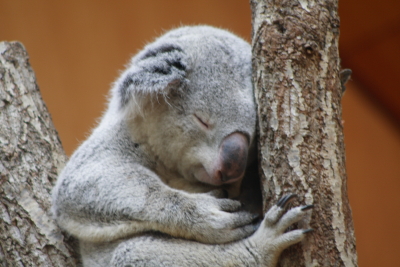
116, 43, 188, 112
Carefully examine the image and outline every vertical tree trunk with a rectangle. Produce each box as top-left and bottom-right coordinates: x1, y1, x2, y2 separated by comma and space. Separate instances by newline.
0, 42, 78, 266
250, 1, 358, 266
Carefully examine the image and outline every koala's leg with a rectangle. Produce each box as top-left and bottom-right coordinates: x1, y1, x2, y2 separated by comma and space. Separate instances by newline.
110, 194, 313, 267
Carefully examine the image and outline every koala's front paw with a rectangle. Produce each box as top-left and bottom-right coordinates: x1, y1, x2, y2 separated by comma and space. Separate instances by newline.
187, 193, 259, 244
249, 194, 313, 266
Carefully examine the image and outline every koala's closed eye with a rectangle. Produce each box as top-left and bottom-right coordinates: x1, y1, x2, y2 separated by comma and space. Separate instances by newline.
193, 114, 210, 130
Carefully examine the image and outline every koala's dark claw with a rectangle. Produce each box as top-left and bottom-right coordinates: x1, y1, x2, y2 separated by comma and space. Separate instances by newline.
277, 194, 297, 208
277, 194, 291, 207
303, 228, 314, 234
301, 204, 314, 211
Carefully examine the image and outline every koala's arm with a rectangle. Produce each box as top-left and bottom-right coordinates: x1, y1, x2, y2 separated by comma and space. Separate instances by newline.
110, 195, 313, 267
52, 126, 257, 244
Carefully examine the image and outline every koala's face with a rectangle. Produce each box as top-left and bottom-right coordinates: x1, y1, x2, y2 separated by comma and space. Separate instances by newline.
156, 75, 256, 187
116, 26, 256, 187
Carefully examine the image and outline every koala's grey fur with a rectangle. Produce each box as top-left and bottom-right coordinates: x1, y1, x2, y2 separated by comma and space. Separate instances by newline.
52, 25, 312, 267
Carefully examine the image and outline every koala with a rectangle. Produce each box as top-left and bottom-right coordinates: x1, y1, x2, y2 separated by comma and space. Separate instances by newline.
52, 25, 313, 267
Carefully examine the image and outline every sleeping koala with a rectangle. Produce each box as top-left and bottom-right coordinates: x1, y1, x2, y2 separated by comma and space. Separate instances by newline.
52, 25, 313, 267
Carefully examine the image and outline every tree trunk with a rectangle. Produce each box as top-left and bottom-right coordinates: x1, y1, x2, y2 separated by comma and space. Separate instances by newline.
0, 42, 78, 266
250, 0, 358, 266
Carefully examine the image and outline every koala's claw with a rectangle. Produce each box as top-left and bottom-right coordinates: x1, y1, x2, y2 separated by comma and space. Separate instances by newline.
302, 228, 314, 234
301, 204, 314, 211
277, 193, 297, 208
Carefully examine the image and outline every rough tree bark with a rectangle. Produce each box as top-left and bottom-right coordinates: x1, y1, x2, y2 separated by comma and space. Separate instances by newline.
0, 42, 78, 266
250, 0, 358, 266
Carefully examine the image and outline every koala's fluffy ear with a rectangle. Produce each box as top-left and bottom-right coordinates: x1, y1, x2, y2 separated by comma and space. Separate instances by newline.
116, 43, 188, 116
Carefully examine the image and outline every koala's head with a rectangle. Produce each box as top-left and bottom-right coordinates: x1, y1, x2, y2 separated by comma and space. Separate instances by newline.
112, 26, 256, 188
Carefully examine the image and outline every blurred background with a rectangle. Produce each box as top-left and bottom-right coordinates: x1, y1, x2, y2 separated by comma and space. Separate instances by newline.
1, 1, 399, 266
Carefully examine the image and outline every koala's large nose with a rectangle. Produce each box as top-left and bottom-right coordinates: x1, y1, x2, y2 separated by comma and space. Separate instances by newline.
215, 132, 249, 184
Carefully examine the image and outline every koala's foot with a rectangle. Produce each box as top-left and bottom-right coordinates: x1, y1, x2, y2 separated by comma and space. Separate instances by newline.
248, 194, 314, 266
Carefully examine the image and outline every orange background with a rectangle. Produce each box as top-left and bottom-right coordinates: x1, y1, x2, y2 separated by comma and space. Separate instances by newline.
1, 1, 399, 266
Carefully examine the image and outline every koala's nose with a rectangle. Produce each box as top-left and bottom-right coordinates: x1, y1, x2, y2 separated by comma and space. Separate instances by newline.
216, 132, 249, 184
